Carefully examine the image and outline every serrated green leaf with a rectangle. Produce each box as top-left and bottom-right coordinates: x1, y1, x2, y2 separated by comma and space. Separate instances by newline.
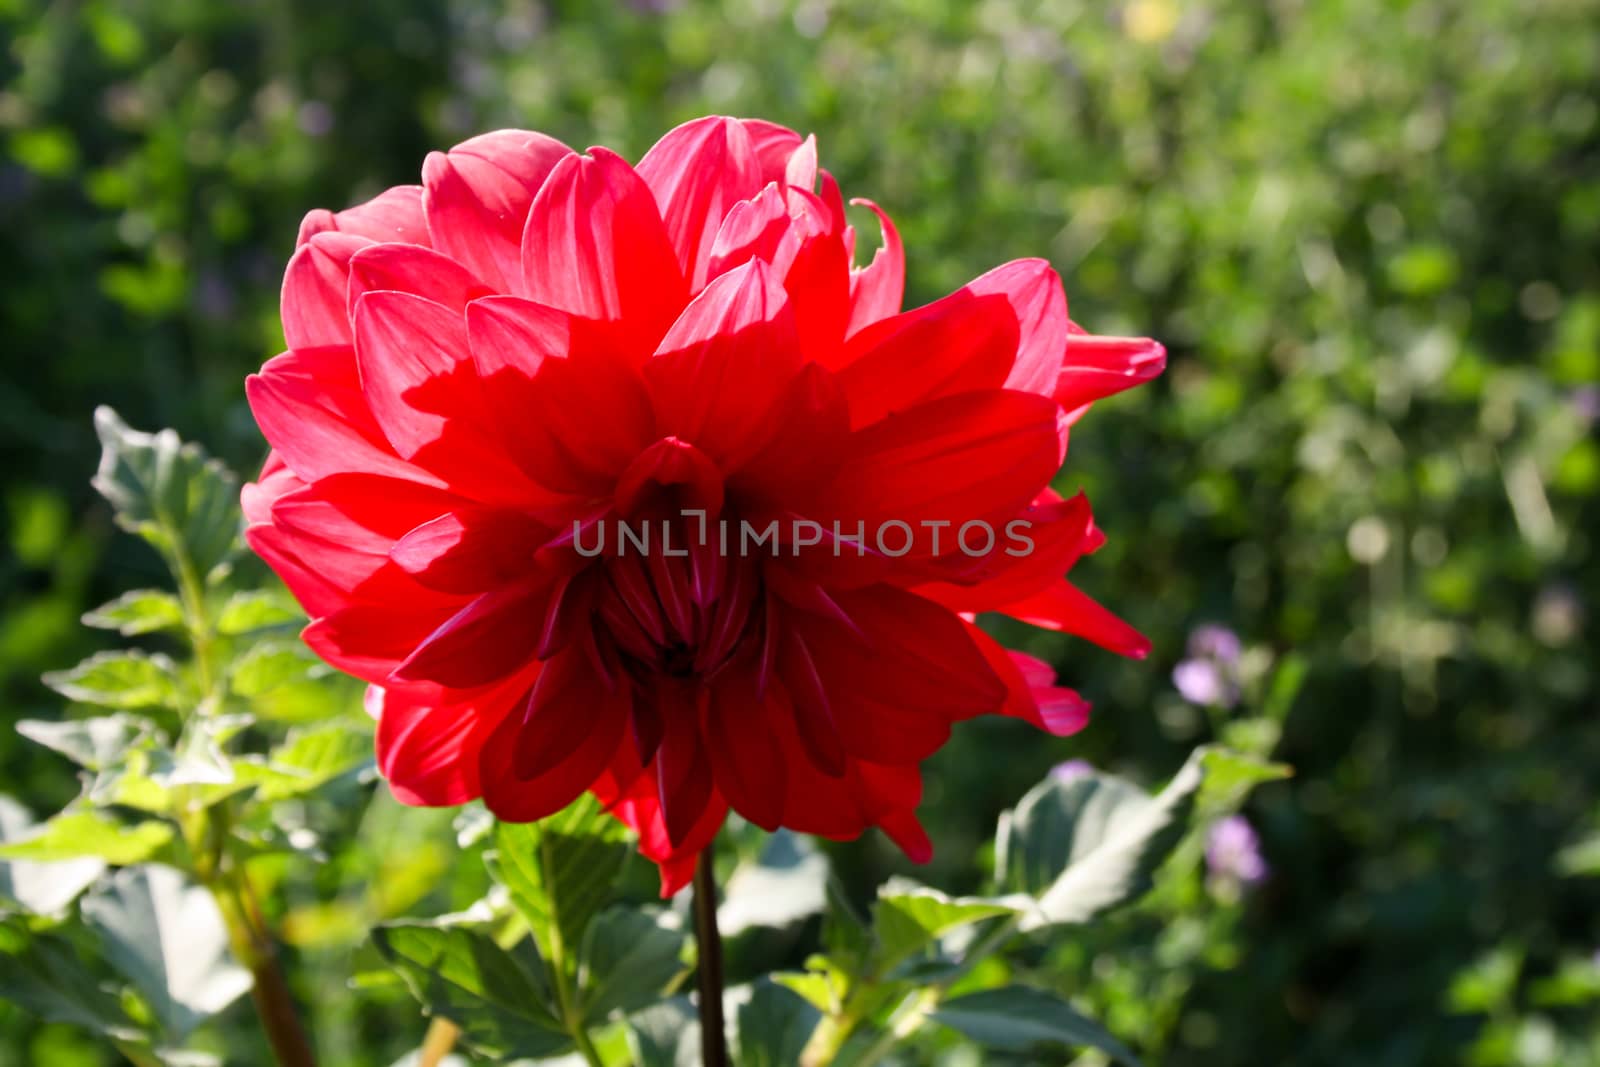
250, 724, 371, 803
372, 920, 570, 1059
81, 865, 252, 1039
0, 797, 106, 915
490, 794, 629, 971
16, 713, 154, 770
998, 747, 1215, 928
932, 985, 1142, 1064
229, 641, 321, 697
872, 881, 1020, 971
0, 922, 145, 1040
0, 811, 173, 865
576, 907, 690, 1021
83, 589, 186, 636
42, 651, 180, 710
732, 980, 820, 1067
215, 589, 302, 635
92, 407, 240, 583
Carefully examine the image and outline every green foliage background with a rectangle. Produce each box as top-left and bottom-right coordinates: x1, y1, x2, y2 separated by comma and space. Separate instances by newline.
2, 0, 1597, 1063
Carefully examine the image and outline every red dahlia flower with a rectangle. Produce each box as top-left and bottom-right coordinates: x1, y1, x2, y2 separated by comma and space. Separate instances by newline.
243, 116, 1164, 894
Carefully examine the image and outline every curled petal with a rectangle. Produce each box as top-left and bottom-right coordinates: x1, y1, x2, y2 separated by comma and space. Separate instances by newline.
845, 198, 904, 337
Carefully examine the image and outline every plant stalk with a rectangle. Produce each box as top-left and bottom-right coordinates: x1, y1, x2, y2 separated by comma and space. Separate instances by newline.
214, 873, 318, 1067
693, 850, 729, 1067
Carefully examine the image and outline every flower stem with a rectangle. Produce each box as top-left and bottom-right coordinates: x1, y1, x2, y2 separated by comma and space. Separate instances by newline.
417, 1018, 461, 1067
693, 850, 728, 1067
213, 873, 318, 1067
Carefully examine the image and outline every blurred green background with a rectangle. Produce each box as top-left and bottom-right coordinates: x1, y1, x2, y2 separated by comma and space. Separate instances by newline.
2, 0, 1598, 1063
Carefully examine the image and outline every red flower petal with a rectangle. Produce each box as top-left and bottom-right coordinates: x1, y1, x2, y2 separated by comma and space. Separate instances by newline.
281, 232, 371, 349
392, 580, 549, 688
346, 243, 492, 315
481, 651, 630, 823
1001, 580, 1152, 659
845, 198, 905, 338
422, 129, 573, 291
645, 259, 803, 469
739, 119, 805, 186
518, 148, 687, 356
246, 346, 438, 486
298, 185, 429, 248
819, 389, 1062, 546
1056, 327, 1167, 424
836, 283, 1020, 429
637, 116, 766, 291
466, 295, 657, 493
352, 290, 552, 507
374, 670, 533, 806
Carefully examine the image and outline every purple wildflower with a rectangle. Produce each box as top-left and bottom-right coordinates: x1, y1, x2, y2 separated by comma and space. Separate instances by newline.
1206, 814, 1267, 886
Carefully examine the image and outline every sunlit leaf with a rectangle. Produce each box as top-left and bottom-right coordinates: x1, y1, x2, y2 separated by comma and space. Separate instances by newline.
488, 794, 629, 971
871, 880, 1020, 971
82, 589, 185, 636
215, 589, 302, 635
42, 651, 180, 711
16, 713, 154, 771
998, 747, 1230, 928
0, 811, 173, 865
91, 407, 240, 583
80, 865, 253, 1039
0, 797, 105, 916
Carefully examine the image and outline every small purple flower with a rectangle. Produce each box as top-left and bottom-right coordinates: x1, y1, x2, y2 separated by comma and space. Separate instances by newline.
1050, 759, 1094, 784
1173, 623, 1242, 707
1572, 385, 1600, 424
1206, 814, 1267, 886
1188, 624, 1241, 664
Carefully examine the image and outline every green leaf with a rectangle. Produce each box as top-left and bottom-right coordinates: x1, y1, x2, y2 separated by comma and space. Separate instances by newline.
1197, 748, 1292, 808
626, 997, 698, 1067
0, 797, 105, 915
42, 651, 180, 710
372, 920, 570, 1059
872, 880, 1020, 970
215, 589, 302, 635
91, 407, 240, 583
0, 811, 173, 865
998, 747, 1212, 928
732, 980, 821, 1067
576, 907, 691, 1022
932, 985, 1142, 1064
489, 794, 630, 970
250, 724, 371, 803
80, 865, 253, 1039
83, 589, 186, 636
719, 830, 829, 936
229, 639, 358, 722
0, 923, 144, 1040
16, 713, 153, 770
